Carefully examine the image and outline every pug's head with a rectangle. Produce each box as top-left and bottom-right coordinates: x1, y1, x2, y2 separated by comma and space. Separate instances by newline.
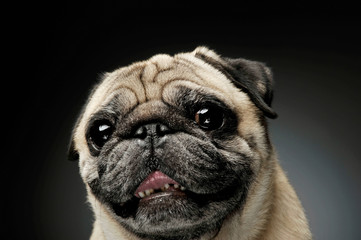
68, 47, 277, 240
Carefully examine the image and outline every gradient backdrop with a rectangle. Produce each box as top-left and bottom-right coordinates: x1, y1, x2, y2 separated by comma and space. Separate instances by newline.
4, 4, 360, 240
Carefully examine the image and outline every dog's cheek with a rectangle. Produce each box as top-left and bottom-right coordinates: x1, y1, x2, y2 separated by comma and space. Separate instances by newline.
94, 141, 152, 202
78, 152, 100, 185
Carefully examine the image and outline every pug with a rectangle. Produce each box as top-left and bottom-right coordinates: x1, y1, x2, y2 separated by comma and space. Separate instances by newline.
68, 47, 311, 240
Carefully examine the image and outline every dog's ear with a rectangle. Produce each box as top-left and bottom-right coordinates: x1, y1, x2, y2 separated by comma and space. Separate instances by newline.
67, 135, 79, 161
193, 47, 277, 119
67, 113, 83, 161
67, 73, 111, 161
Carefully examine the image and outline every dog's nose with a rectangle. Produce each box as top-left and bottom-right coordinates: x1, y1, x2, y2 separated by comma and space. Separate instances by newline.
134, 123, 171, 146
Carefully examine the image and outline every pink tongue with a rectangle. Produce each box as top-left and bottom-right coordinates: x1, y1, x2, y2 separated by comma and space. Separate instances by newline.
135, 171, 179, 195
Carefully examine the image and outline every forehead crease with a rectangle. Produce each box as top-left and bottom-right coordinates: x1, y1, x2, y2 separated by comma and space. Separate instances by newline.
110, 66, 147, 102
162, 81, 236, 113
154, 58, 210, 100
97, 87, 139, 116
157, 58, 205, 84
81, 66, 146, 122
119, 56, 205, 102
172, 56, 238, 97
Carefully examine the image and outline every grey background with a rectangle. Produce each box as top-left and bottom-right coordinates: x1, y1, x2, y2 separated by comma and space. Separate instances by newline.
4, 3, 360, 240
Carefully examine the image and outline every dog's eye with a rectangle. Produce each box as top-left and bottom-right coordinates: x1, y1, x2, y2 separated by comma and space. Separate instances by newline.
88, 120, 114, 150
194, 107, 224, 130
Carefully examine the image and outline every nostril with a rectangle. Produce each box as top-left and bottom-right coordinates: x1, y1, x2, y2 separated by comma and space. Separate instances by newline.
134, 126, 147, 139
133, 123, 172, 140
156, 124, 171, 137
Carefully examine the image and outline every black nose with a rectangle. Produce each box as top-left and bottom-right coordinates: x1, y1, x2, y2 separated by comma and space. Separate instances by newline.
134, 123, 171, 146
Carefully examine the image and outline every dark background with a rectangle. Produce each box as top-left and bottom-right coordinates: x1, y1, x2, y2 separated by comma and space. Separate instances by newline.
3, 3, 361, 240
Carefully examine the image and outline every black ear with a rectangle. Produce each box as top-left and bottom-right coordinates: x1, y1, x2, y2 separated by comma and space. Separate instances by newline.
67, 113, 83, 161
223, 57, 277, 119
67, 136, 79, 161
194, 47, 277, 119
67, 101, 88, 161
67, 74, 109, 161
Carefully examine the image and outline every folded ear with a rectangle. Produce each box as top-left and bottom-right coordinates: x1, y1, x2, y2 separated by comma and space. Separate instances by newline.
67, 73, 111, 161
67, 114, 82, 161
193, 47, 277, 119
67, 135, 79, 161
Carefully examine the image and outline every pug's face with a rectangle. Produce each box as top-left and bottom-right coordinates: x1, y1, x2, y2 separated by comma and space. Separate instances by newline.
69, 47, 277, 240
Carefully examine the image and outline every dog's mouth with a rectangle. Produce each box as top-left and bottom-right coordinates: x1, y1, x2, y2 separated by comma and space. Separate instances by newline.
105, 167, 250, 239
134, 171, 186, 201
110, 170, 190, 219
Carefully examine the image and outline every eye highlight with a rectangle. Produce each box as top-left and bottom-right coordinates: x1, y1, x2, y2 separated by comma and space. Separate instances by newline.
194, 106, 224, 130
88, 119, 114, 150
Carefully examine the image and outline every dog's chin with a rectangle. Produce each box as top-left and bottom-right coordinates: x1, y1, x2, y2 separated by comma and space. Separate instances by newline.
104, 182, 245, 240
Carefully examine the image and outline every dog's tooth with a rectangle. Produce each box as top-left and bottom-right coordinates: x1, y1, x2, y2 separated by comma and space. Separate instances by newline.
164, 184, 170, 190
180, 186, 186, 191
138, 192, 145, 198
174, 184, 179, 189
145, 189, 154, 196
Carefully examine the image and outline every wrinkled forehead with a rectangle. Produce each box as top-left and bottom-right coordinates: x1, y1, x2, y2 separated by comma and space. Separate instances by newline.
72, 52, 260, 159
82, 53, 248, 120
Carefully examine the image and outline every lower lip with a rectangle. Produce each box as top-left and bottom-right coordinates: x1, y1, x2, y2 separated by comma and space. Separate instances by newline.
139, 190, 187, 203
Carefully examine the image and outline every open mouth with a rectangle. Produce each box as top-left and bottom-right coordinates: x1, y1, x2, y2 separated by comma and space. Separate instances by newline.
107, 167, 249, 239
111, 170, 189, 218
134, 170, 187, 201
108, 168, 246, 224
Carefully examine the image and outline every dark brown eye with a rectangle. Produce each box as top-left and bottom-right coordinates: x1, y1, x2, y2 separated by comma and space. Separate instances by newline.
194, 107, 224, 130
88, 120, 114, 150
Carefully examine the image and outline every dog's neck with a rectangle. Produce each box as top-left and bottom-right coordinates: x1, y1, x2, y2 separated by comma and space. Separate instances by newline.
87, 156, 311, 240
